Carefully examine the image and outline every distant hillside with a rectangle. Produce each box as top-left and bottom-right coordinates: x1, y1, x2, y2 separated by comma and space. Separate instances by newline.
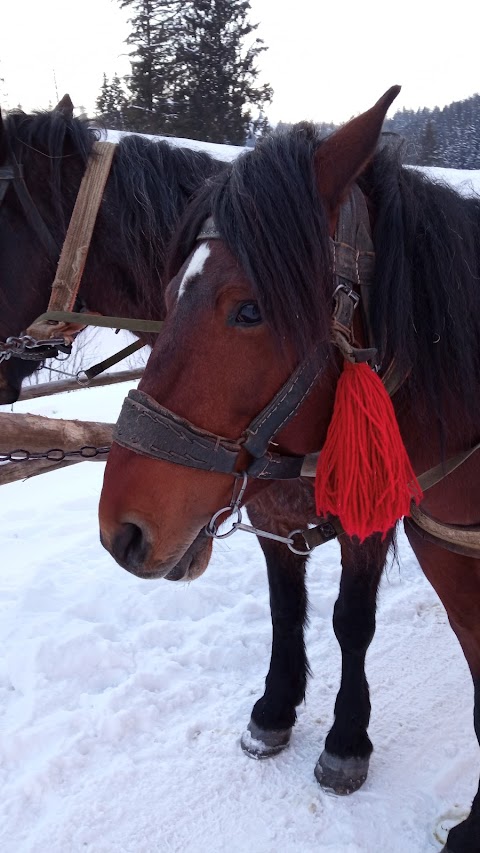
383, 93, 480, 168
277, 93, 480, 169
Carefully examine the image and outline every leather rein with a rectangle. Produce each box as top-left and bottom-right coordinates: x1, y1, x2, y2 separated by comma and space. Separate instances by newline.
114, 187, 480, 558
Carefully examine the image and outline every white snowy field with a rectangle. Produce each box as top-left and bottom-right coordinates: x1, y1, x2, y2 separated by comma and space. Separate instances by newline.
0, 163, 479, 852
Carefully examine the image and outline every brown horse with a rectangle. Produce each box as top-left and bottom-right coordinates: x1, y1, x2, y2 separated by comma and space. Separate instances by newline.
0, 97, 225, 403
99, 87, 480, 853
1, 97, 388, 805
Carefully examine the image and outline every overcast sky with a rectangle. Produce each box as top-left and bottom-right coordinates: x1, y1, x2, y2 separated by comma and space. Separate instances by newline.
1, 0, 479, 126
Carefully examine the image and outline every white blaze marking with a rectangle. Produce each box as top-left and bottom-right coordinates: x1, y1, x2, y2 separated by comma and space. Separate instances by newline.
177, 243, 211, 300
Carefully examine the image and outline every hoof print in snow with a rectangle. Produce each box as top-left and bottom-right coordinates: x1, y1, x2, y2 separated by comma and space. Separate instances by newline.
314, 750, 369, 795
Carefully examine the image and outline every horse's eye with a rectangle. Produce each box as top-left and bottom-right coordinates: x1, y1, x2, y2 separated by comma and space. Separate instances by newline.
233, 301, 262, 326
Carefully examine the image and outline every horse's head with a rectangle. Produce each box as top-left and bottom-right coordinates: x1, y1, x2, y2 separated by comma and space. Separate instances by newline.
0, 97, 94, 403
0, 98, 227, 405
99, 86, 400, 580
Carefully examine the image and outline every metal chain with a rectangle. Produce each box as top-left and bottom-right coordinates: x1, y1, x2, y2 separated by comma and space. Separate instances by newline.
205, 471, 312, 555
0, 445, 110, 463
0, 335, 68, 364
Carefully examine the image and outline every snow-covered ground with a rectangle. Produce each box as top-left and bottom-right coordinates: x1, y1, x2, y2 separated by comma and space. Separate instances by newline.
0, 164, 479, 852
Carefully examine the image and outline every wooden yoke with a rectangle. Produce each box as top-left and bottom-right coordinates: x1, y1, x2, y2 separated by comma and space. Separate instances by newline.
26, 141, 116, 342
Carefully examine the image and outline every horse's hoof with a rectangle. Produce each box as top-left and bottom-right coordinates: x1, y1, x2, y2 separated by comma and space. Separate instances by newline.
240, 719, 292, 759
314, 750, 370, 795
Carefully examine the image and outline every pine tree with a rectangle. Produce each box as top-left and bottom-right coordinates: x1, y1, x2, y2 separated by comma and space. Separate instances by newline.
96, 73, 129, 129
172, 0, 272, 144
120, 0, 183, 133
383, 93, 480, 169
114, 0, 272, 142
418, 119, 440, 166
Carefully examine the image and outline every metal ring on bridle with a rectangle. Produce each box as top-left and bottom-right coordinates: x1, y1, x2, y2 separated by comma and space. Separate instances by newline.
76, 370, 90, 386
287, 528, 313, 556
206, 506, 243, 539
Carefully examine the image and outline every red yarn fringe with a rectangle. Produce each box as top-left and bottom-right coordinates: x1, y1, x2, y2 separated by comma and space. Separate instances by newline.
315, 361, 422, 541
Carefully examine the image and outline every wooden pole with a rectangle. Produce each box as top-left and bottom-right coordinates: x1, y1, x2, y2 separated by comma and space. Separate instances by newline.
0, 413, 113, 486
0, 457, 83, 486
18, 367, 143, 402
0, 413, 113, 453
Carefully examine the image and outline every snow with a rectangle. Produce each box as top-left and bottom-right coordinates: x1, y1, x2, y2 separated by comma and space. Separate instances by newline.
1, 166, 480, 852
104, 128, 244, 162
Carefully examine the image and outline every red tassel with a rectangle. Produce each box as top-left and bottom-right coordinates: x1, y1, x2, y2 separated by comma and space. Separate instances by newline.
315, 361, 422, 541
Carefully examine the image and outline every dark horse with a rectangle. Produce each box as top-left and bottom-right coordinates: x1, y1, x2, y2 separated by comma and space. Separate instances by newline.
0, 97, 225, 403
99, 88, 480, 853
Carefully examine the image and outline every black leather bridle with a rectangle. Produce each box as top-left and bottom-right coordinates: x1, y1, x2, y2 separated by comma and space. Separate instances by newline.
114, 186, 376, 483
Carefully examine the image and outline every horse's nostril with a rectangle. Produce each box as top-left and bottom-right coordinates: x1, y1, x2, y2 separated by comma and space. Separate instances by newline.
111, 521, 149, 569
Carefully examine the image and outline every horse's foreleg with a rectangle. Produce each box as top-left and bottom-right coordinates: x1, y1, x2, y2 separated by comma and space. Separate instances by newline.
241, 491, 310, 759
405, 526, 480, 853
315, 532, 392, 794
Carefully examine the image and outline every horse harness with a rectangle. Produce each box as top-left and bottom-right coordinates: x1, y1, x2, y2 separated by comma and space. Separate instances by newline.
114, 188, 480, 558
0, 148, 70, 363
2, 142, 478, 557
0, 140, 163, 370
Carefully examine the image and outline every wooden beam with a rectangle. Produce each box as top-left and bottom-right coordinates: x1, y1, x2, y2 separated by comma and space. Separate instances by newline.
0, 457, 83, 486
18, 367, 143, 402
0, 413, 114, 486
0, 413, 113, 454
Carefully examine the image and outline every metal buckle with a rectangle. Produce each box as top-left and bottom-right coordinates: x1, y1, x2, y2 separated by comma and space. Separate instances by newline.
333, 282, 360, 308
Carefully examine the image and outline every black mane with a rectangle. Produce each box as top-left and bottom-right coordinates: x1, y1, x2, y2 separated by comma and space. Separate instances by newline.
4, 110, 98, 222
110, 134, 225, 296
3, 109, 225, 306
169, 124, 334, 357
170, 124, 480, 432
360, 150, 480, 429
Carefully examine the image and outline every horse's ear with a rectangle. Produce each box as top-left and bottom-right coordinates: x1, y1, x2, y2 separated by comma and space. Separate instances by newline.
54, 94, 74, 118
315, 85, 401, 226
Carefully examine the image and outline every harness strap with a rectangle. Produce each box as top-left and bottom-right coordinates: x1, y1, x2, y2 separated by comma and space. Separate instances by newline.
404, 516, 480, 559
27, 310, 164, 334
333, 184, 375, 342
1, 158, 59, 259
26, 141, 117, 342
242, 354, 323, 458
78, 339, 146, 384
408, 505, 480, 555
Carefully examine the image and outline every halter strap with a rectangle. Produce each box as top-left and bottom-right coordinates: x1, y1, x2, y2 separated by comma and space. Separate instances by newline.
0, 155, 59, 259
